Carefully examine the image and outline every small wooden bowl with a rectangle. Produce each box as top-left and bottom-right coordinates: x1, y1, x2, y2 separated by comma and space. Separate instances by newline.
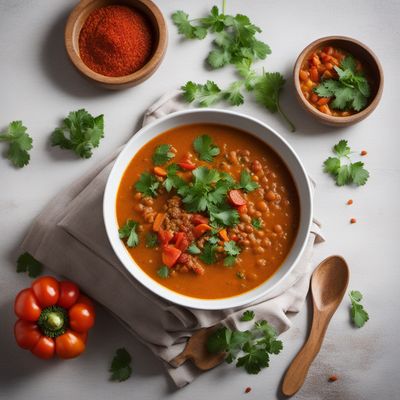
65, 0, 168, 89
293, 36, 383, 126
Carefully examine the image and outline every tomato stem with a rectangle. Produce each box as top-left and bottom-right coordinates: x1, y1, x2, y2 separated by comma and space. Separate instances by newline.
38, 305, 69, 338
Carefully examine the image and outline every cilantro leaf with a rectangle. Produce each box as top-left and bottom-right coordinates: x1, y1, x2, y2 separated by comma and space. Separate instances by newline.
0, 121, 33, 168
208, 48, 232, 69
349, 290, 369, 328
224, 241, 241, 256
238, 170, 259, 192
163, 163, 185, 192
171, 11, 207, 39
193, 135, 220, 162
145, 232, 158, 248
334, 140, 351, 157
16, 252, 43, 278
209, 204, 239, 227
157, 265, 170, 279
109, 348, 132, 382
224, 255, 237, 267
336, 165, 351, 186
51, 109, 104, 159
350, 161, 369, 186
181, 80, 224, 107
323, 157, 341, 175
240, 310, 255, 322
187, 243, 201, 255
251, 218, 263, 230
119, 220, 139, 248
135, 172, 160, 197
152, 144, 175, 166
200, 242, 218, 264
236, 347, 269, 374
224, 81, 245, 106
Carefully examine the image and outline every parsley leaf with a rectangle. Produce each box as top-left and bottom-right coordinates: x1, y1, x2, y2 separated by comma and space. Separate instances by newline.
238, 170, 259, 192
314, 56, 371, 111
200, 242, 218, 264
323, 140, 369, 186
119, 220, 139, 248
209, 204, 239, 227
0, 121, 33, 168
349, 290, 369, 328
135, 172, 160, 197
251, 218, 263, 230
16, 252, 43, 278
145, 232, 158, 248
240, 310, 255, 322
187, 243, 201, 255
152, 144, 175, 166
223, 240, 241, 266
109, 348, 132, 382
182, 81, 224, 107
157, 265, 170, 279
193, 135, 220, 162
51, 109, 104, 159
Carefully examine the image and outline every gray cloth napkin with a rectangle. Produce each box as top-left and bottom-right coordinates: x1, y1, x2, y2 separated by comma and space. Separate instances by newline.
21, 91, 324, 387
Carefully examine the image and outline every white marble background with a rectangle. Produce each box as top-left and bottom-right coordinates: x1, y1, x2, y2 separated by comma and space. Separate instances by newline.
0, 1, 399, 399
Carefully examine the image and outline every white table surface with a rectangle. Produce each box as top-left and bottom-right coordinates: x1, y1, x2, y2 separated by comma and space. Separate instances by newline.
1, 0, 399, 399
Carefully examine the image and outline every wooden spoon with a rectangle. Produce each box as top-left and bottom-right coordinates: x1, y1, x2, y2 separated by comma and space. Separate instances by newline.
169, 327, 225, 370
282, 255, 349, 397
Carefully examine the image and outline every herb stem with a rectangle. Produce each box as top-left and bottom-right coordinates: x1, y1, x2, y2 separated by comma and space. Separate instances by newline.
277, 101, 296, 133
222, 0, 226, 14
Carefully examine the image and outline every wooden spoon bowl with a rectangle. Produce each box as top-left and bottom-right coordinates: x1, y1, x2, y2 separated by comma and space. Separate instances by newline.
65, 0, 168, 89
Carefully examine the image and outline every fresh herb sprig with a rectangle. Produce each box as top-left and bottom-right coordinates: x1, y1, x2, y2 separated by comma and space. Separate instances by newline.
157, 265, 170, 278
0, 121, 33, 168
135, 172, 160, 197
207, 317, 283, 374
223, 240, 241, 266
349, 290, 369, 328
240, 310, 255, 322
51, 109, 104, 159
109, 348, 132, 382
118, 220, 139, 248
314, 56, 371, 112
324, 140, 369, 186
152, 144, 175, 166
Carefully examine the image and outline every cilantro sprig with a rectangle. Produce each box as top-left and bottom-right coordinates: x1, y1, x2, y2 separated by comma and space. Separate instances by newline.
109, 348, 132, 382
207, 318, 282, 374
135, 172, 160, 197
240, 310, 255, 322
323, 140, 369, 186
349, 290, 369, 328
51, 109, 104, 159
251, 218, 263, 230
223, 240, 241, 266
314, 56, 371, 112
193, 135, 220, 162
0, 121, 33, 168
237, 170, 259, 193
152, 144, 175, 166
145, 232, 158, 248
157, 265, 170, 279
17, 252, 43, 278
200, 241, 218, 264
118, 220, 139, 248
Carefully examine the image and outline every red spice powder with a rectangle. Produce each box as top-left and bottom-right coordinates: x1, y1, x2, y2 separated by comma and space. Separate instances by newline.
79, 5, 153, 77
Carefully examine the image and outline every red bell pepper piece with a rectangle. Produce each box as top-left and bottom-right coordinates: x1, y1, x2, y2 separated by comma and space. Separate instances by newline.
192, 214, 209, 225
158, 228, 174, 246
162, 246, 182, 268
193, 223, 212, 238
173, 232, 189, 252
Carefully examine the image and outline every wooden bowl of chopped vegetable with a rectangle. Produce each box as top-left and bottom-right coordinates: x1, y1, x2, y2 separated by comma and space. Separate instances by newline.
65, 0, 168, 89
293, 36, 383, 126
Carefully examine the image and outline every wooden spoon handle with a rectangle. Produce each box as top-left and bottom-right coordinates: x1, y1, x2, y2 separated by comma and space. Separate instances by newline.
282, 314, 329, 396
169, 351, 190, 368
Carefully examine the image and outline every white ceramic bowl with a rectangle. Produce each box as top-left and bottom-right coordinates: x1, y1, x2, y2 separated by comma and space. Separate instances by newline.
103, 109, 313, 310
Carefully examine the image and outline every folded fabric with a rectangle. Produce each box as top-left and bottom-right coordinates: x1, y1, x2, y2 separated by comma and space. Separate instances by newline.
21, 91, 324, 387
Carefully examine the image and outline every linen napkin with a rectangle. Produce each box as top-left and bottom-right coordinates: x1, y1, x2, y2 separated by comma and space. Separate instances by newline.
20, 91, 324, 387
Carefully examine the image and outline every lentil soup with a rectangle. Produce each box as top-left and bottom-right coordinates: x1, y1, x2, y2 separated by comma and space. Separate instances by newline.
116, 124, 300, 299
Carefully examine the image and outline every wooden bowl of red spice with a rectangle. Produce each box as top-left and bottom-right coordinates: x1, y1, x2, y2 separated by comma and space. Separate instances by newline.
65, 0, 167, 89
294, 36, 383, 126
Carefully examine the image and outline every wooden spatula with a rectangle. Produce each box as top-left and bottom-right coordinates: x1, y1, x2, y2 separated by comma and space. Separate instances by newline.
169, 327, 225, 370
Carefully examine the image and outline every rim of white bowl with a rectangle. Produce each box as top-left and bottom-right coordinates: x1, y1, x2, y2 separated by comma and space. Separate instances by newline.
103, 109, 313, 310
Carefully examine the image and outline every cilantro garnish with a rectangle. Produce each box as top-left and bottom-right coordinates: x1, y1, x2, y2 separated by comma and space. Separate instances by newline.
323, 140, 369, 186
207, 318, 282, 374
152, 144, 175, 166
145, 232, 158, 248
109, 348, 132, 382
200, 242, 218, 264
238, 170, 259, 192
182, 81, 225, 107
349, 290, 369, 328
16, 252, 43, 278
135, 172, 160, 197
187, 243, 201, 255
118, 220, 139, 248
157, 265, 170, 279
51, 109, 104, 159
193, 135, 220, 162
172, 6, 270, 68
240, 310, 255, 322
163, 163, 185, 192
314, 56, 371, 111
251, 218, 263, 230
223, 240, 241, 266
0, 121, 33, 168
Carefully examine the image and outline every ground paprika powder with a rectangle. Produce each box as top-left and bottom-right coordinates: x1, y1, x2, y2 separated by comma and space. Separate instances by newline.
79, 5, 154, 77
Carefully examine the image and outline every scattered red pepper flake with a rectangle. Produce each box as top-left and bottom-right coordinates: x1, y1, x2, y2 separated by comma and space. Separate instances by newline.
350, 218, 357, 224
360, 150, 367, 156
328, 375, 338, 382
346, 199, 353, 205
244, 387, 252, 393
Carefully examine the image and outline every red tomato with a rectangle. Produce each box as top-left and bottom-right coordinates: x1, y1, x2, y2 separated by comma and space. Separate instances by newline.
192, 214, 209, 225
178, 161, 196, 171
55, 331, 86, 359
69, 303, 95, 333
14, 289, 42, 321
57, 281, 80, 309
31, 336, 55, 359
32, 276, 60, 308
14, 319, 41, 350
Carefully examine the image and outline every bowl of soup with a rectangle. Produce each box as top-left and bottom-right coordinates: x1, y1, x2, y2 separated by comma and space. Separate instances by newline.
103, 109, 313, 310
